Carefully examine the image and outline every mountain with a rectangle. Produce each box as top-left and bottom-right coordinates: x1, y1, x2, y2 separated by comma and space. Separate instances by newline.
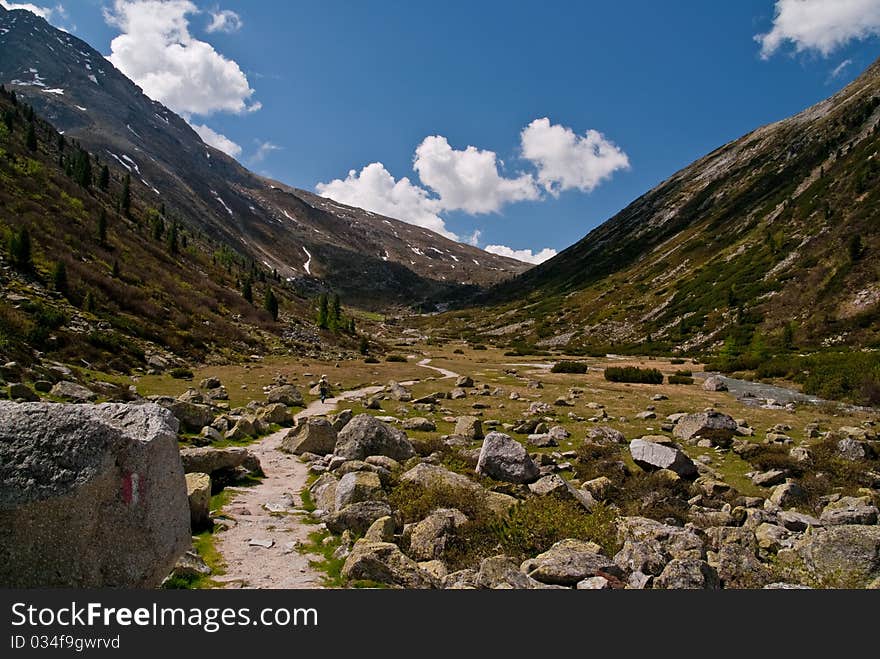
441, 56, 880, 359
0, 6, 527, 311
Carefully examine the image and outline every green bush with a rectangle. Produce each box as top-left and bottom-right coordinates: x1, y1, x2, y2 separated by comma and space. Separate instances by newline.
551, 361, 588, 374
169, 367, 194, 379
385, 354, 407, 363
471, 344, 487, 351
453, 348, 464, 354
670, 358, 686, 365
364, 356, 379, 364
668, 375, 694, 385
604, 366, 664, 384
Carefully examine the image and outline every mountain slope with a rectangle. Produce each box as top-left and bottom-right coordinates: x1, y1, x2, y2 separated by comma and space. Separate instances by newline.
437, 57, 880, 356
0, 6, 527, 310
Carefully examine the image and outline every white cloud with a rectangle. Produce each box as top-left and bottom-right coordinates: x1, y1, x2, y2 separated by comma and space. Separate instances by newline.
465, 229, 482, 247
206, 8, 241, 34
520, 117, 630, 196
413, 135, 539, 214
249, 140, 281, 164
0, 1, 55, 18
484, 244, 557, 265
756, 0, 880, 58
315, 162, 455, 239
829, 58, 853, 80
190, 122, 241, 157
104, 0, 258, 117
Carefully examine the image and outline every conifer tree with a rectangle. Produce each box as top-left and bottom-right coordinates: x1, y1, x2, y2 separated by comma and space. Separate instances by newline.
264, 287, 279, 321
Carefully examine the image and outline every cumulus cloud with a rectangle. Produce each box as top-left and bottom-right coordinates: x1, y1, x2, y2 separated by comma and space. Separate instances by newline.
756, 0, 880, 58
249, 140, 281, 164
190, 122, 241, 157
520, 118, 630, 196
206, 8, 241, 33
413, 136, 539, 214
484, 244, 557, 265
0, 1, 56, 18
104, 0, 258, 117
315, 163, 454, 239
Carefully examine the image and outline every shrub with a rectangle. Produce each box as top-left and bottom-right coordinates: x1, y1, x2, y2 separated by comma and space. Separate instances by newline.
668, 375, 694, 385
604, 366, 664, 384
471, 344, 487, 351
453, 348, 464, 354
169, 367, 194, 380
670, 358, 686, 365
364, 357, 379, 364
389, 481, 492, 525
385, 354, 407, 363
551, 361, 588, 374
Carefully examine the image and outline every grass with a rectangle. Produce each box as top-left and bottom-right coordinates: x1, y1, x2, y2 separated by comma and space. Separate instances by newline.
298, 529, 348, 588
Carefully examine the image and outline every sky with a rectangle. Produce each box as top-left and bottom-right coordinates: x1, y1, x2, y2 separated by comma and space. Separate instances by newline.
5, 0, 880, 264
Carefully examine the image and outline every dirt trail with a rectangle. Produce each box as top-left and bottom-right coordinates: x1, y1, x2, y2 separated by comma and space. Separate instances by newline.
417, 358, 459, 379
213, 363, 459, 589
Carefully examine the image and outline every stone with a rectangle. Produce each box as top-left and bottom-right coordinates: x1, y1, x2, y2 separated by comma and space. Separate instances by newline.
752, 469, 787, 487
554, 398, 574, 407
755, 523, 793, 553
169, 551, 211, 581
0, 402, 189, 588
837, 438, 873, 461
528, 402, 553, 416
528, 474, 595, 510
702, 375, 728, 392
281, 418, 338, 455
577, 576, 611, 589
418, 560, 448, 581
528, 434, 557, 447
548, 426, 570, 441
588, 426, 625, 445
522, 539, 621, 586
409, 508, 468, 561
454, 415, 484, 440
399, 463, 516, 518
199, 426, 223, 444
456, 375, 474, 388
364, 516, 397, 543
178, 389, 205, 404
614, 517, 706, 576
769, 480, 806, 508
256, 403, 293, 426
169, 401, 215, 433
477, 432, 540, 484
8, 383, 39, 402
330, 409, 354, 431
341, 540, 438, 588
266, 385, 304, 407
224, 417, 256, 441
334, 471, 385, 510
655, 559, 720, 589
185, 472, 212, 530
636, 410, 656, 420
50, 381, 97, 402
324, 501, 393, 535
334, 414, 416, 462
308, 473, 338, 513
819, 497, 879, 526
778, 511, 821, 532
449, 388, 467, 400
582, 476, 613, 500
629, 438, 697, 478
387, 381, 412, 402
673, 411, 738, 446
403, 417, 436, 432
179, 447, 262, 477
200, 377, 222, 390
785, 525, 880, 587
477, 556, 542, 589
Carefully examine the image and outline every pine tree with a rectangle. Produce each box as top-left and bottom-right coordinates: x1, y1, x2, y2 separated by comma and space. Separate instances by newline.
98, 164, 110, 191
111, 260, 120, 278
329, 293, 341, 330
8, 227, 32, 271
25, 121, 37, 151
120, 174, 131, 217
849, 234, 865, 262
82, 290, 96, 313
242, 278, 253, 304
151, 214, 165, 240
317, 293, 329, 329
51, 261, 68, 297
167, 221, 179, 254
348, 318, 356, 334
359, 335, 369, 355
264, 287, 279, 321
97, 210, 107, 246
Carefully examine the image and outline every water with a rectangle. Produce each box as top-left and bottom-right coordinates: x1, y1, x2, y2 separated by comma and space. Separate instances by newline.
695, 372, 825, 407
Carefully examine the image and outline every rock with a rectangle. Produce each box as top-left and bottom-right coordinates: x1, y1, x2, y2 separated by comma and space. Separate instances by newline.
635, 410, 656, 420
200, 377, 222, 390
554, 398, 574, 407
403, 417, 436, 432
324, 501, 393, 535
334, 414, 416, 462
335, 471, 385, 510
199, 426, 222, 444
365, 455, 401, 472
308, 473, 338, 513
528, 474, 595, 510
0, 402, 189, 588
673, 411, 738, 446
225, 416, 256, 441
629, 438, 697, 478
522, 539, 621, 586
400, 463, 516, 517
477, 432, 540, 484
387, 381, 412, 402
528, 433, 557, 447
582, 476, 613, 500
819, 497, 879, 526
588, 426, 626, 445
655, 559, 720, 589
364, 516, 397, 543
769, 480, 806, 508
418, 560, 448, 581
342, 540, 438, 588
169, 401, 215, 433
179, 447, 262, 477
330, 409, 354, 431
752, 469, 787, 487
266, 385, 304, 407
281, 418, 338, 455
784, 525, 880, 587
702, 375, 728, 392
454, 415, 484, 440
255, 403, 293, 426
169, 551, 211, 581
456, 375, 474, 388
577, 576, 611, 589
528, 402, 553, 416
185, 472, 212, 530
8, 383, 39, 402
837, 438, 873, 461
778, 510, 821, 532
755, 523, 794, 552
178, 388, 205, 404
614, 517, 706, 576
409, 509, 468, 561
50, 381, 97, 402
477, 556, 542, 589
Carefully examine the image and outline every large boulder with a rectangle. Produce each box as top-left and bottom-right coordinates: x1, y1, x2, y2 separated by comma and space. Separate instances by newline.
654, 559, 720, 589
266, 385, 304, 407
334, 414, 416, 461
702, 376, 728, 392
179, 447, 262, 477
387, 381, 413, 402
334, 471, 385, 510
0, 402, 190, 588
308, 473, 338, 513
341, 539, 438, 588
521, 539, 621, 586
185, 472, 212, 530
324, 501, 393, 536
168, 401, 215, 433
614, 516, 706, 576
528, 474, 595, 510
280, 418, 337, 455
7, 383, 39, 402
782, 525, 880, 588
400, 463, 516, 517
819, 496, 879, 526
409, 509, 468, 561
403, 417, 436, 432
672, 411, 738, 446
50, 381, 97, 402
454, 415, 484, 440
255, 403, 293, 426
629, 438, 697, 478
476, 432, 540, 484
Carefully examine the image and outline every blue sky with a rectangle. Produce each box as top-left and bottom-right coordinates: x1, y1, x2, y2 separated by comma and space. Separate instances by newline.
10, 0, 880, 262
